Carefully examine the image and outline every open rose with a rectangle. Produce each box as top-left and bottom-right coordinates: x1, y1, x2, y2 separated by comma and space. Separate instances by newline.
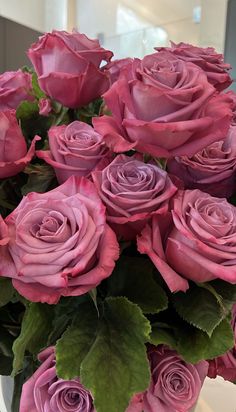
28, 30, 113, 108
37, 121, 111, 183
0, 69, 33, 110
208, 304, 236, 382
0, 176, 119, 304
156, 42, 232, 91
20, 347, 95, 412
94, 53, 232, 158
0, 110, 38, 179
92, 154, 177, 240
167, 126, 236, 198
126, 345, 208, 412
226, 90, 236, 125
138, 189, 236, 292
104, 58, 134, 84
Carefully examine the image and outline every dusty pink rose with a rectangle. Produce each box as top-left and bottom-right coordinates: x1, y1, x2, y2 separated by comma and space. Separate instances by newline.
0, 110, 38, 179
92, 154, 177, 240
104, 57, 134, 84
208, 304, 236, 382
138, 189, 236, 292
0, 176, 119, 304
126, 345, 208, 412
94, 53, 232, 158
37, 121, 111, 183
20, 347, 95, 412
226, 91, 236, 125
28, 30, 113, 108
0, 69, 33, 110
167, 126, 236, 198
156, 42, 232, 91
39, 98, 52, 116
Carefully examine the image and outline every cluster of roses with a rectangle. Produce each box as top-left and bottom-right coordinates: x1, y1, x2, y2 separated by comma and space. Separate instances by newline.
0, 30, 236, 412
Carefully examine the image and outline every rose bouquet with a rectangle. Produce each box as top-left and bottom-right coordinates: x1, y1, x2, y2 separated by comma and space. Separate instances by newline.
0, 30, 235, 412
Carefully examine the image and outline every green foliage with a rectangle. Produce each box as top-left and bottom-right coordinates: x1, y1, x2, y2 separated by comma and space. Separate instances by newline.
0, 278, 14, 307
31, 72, 46, 99
172, 284, 227, 337
21, 163, 56, 195
107, 256, 168, 314
12, 303, 53, 375
56, 297, 151, 412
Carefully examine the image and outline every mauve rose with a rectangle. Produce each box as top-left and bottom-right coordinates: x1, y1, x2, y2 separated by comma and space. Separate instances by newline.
0, 69, 33, 110
226, 90, 236, 125
92, 154, 177, 240
0, 176, 119, 304
156, 42, 232, 91
19, 347, 95, 412
0, 110, 38, 179
167, 125, 236, 198
94, 53, 232, 158
138, 189, 236, 292
126, 345, 208, 412
104, 58, 134, 84
208, 304, 236, 382
37, 121, 111, 183
28, 30, 113, 108
39, 97, 52, 116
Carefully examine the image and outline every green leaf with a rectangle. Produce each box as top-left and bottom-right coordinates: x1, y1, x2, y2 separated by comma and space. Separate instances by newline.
16, 100, 39, 120
172, 284, 226, 337
107, 256, 168, 314
209, 280, 236, 311
149, 323, 177, 349
12, 303, 53, 375
0, 278, 14, 307
81, 297, 151, 412
21, 163, 56, 195
32, 72, 46, 99
56, 302, 98, 380
177, 319, 234, 364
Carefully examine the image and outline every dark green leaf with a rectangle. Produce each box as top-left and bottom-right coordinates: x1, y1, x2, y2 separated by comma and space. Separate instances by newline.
172, 284, 226, 336
149, 323, 177, 349
32, 72, 46, 99
21, 163, 55, 195
12, 303, 53, 375
209, 280, 236, 311
81, 297, 151, 412
56, 302, 98, 380
0, 353, 13, 375
177, 319, 234, 363
107, 256, 168, 314
0, 278, 14, 307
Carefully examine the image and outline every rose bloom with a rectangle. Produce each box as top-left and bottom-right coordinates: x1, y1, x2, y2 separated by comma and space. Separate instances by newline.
0, 110, 38, 179
0, 69, 33, 110
126, 345, 208, 412
94, 53, 232, 158
138, 189, 236, 292
37, 121, 111, 183
156, 42, 232, 91
167, 125, 236, 198
20, 347, 95, 412
28, 30, 113, 108
104, 57, 134, 84
39, 98, 52, 116
226, 90, 236, 125
0, 176, 119, 304
208, 304, 236, 382
92, 154, 177, 240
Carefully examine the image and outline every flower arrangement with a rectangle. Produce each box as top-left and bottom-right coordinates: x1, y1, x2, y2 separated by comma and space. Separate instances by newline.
0, 30, 235, 412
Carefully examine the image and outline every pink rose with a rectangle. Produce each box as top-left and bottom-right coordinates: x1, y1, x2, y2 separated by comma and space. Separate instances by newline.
156, 42, 232, 91
104, 58, 134, 84
0, 69, 33, 110
208, 304, 236, 382
167, 125, 236, 198
0, 176, 119, 304
0, 110, 38, 179
39, 98, 52, 116
138, 189, 236, 292
94, 53, 232, 158
92, 154, 177, 240
20, 347, 95, 412
37, 121, 111, 183
126, 345, 208, 412
226, 91, 236, 125
28, 30, 113, 108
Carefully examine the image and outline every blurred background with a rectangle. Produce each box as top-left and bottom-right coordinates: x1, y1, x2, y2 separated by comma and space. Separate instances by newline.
0, 0, 235, 86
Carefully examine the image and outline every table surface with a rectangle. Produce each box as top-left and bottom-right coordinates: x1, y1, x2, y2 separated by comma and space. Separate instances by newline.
0, 376, 235, 411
